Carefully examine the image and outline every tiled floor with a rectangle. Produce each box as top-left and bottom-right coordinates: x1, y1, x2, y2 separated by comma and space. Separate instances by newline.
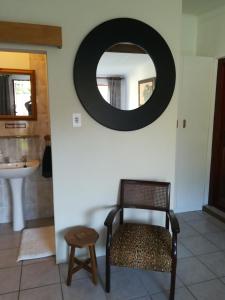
1, 211, 225, 299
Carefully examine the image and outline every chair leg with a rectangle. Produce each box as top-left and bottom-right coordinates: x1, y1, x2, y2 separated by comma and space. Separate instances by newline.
169, 264, 176, 300
105, 250, 110, 293
67, 246, 75, 286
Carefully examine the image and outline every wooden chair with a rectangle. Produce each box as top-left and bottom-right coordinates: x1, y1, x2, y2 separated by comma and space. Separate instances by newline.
104, 179, 180, 300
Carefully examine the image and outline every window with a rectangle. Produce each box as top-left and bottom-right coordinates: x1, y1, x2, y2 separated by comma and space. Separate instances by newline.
97, 78, 110, 103
13, 80, 31, 115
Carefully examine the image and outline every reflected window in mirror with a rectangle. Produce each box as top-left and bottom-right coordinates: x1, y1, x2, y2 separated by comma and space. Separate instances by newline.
96, 43, 156, 110
97, 76, 125, 109
0, 69, 36, 120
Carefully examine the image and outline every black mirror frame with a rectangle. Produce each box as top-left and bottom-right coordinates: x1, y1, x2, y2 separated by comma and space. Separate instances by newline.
73, 18, 176, 131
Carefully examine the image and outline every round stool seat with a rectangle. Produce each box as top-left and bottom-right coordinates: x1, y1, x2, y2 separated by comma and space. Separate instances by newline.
65, 226, 99, 248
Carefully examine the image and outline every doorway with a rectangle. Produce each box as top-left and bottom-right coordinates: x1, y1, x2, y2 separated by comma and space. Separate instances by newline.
0, 50, 54, 228
209, 58, 225, 211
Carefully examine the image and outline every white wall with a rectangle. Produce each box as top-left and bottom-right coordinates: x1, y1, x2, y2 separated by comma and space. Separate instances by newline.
127, 60, 156, 110
197, 5, 225, 57
0, 0, 181, 262
182, 14, 198, 55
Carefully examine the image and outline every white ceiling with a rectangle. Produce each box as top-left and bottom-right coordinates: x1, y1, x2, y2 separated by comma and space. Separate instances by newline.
183, 0, 225, 15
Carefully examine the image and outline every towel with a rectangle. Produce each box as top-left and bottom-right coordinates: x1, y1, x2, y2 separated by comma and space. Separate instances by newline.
42, 145, 52, 178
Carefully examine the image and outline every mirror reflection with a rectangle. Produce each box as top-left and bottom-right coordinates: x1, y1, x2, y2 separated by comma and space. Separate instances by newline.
96, 43, 156, 110
0, 69, 36, 119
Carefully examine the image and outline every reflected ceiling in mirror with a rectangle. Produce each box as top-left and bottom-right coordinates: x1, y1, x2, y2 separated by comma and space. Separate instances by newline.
96, 43, 156, 110
0, 68, 36, 120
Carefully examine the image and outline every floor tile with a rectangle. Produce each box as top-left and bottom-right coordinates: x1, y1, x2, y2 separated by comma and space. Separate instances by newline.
177, 241, 193, 259
190, 219, 223, 234
180, 235, 218, 255
0, 224, 14, 235
0, 233, 21, 250
131, 296, 151, 300
19, 283, 62, 300
97, 256, 122, 272
205, 231, 225, 250
188, 279, 225, 300
177, 257, 215, 286
20, 260, 60, 290
175, 214, 186, 222
97, 256, 124, 282
0, 248, 21, 269
176, 211, 208, 222
0, 293, 18, 300
59, 263, 89, 283
0, 267, 21, 294
151, 287, 195, 300
208, 217, 225, 230
1, 212, 225, 300
62, 279, 106, 300
178, 222, 200, 239
137, 270, 183, 295
198, 251, 225, 277
220, 277, 225, 284
106, 269, 148, 300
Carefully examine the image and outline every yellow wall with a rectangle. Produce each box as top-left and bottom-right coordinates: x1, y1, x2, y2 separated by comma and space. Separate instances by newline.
0, 51, 50, 139
0, 51, 30, 69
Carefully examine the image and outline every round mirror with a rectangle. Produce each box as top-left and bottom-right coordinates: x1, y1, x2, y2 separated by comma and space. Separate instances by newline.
96, 43, 156, 110
74, 18, 176, 131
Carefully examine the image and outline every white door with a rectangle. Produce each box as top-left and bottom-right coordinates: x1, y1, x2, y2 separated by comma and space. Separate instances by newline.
175, 56, 217, 212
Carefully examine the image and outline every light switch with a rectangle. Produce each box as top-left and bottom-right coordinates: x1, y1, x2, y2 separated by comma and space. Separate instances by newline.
72, 113, 81, 127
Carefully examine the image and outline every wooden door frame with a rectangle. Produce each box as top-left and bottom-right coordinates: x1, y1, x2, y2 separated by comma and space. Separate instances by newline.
209, 58, 225, 210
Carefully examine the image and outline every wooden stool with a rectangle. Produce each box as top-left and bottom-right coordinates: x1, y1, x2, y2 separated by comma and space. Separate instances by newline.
64, 226, 99, 286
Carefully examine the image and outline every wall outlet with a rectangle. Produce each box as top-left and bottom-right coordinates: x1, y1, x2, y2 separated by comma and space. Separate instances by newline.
72, 113, 81, 127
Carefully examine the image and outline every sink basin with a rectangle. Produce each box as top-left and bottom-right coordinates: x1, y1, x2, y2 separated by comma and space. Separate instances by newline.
0, 160, 40, 231
0, 160, 40, 179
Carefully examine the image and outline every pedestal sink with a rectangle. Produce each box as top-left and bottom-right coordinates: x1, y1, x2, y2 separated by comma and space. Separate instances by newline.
0, 160, 40, 231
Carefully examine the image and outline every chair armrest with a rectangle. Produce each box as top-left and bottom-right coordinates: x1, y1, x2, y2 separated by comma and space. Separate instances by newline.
104, 206, 122, 227
167, 210, 180, 234
167, 210, 179, 260
104, 206, 122, 253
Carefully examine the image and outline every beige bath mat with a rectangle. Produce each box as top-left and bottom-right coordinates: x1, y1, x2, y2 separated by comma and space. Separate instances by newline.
17, 226, 55, 261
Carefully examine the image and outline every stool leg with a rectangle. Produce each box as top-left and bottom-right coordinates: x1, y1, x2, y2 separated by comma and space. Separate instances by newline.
93, 246, 98, 267
67, 246, 75, 286
89, 245, 98, 285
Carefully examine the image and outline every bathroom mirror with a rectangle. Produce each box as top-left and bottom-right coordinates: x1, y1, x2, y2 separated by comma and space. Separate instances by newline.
0, 68, 36, 120
74, 18, 176, 131
96, 43, 156, 110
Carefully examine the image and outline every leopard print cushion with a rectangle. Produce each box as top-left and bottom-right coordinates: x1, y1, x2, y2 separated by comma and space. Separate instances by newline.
110, 223, 172, 272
